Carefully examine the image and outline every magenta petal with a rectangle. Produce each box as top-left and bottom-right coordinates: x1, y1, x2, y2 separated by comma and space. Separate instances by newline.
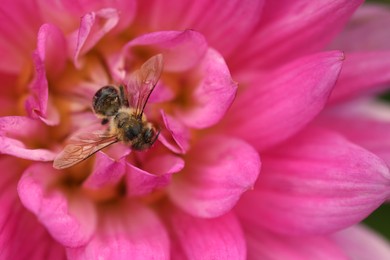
70, 8, 119, 68
225, 51, 343, 151
123, 30, 208, 72
83, 151, 127, 189
242, 224, 346, 259
37, 23, 67, 78
18, 163, 97, 247
330, 51, 390, 103
236, 126, 390, 235
126, 153, 184, 197
175, 48, 238, 129
25, 52, 60, 126
331, 225, 390, 259
169, 135, 260, 218
164, 206, 246, 259
330, 4, 390, 52
137, 0, 265, 58
67, 201, 169, 259
0, 116, 57, 161
159, 110, 190, 154
231, 0, 362, 70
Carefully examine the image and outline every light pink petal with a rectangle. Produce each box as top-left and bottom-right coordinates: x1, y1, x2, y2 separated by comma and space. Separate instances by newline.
82, 151, 127, 189
329, 4, 390, 52
37, 23, 67, 78
163, 205, 246, 259
37, 0, 136, 33
18, 163, 97, 247
126, 152, 184, 197
116, 30, 208, 75
159, 110, 191, 154
137, 0, 264, 57
169, 135, 260, 218
25, 52, 60, 126
241, 224, 346, 260
67, 201, 169, 259
175, 48, 237, 129
0, 158, 66, 259
224, 51, 343, 151
236, 127, 390, 235
0, 0, 41, 73
317, 99, 390, 166
69, 8, 120, 68
331, 225, 390, 259
231, 0, 362, 70
329, 52, 390, 103
0, 116, 57, 161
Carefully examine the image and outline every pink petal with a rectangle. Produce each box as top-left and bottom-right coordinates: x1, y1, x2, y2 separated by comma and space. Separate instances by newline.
159, 110, 191, 154
0, 116, 57, 161
329, 52, 390, 103
329, 4, 390, 52
331, 225, 390, 259
169, 135, 260, 218
126, 150, 185, 197
69, 8, 120, 68
175, 48, 238, 129
236, 126, 390, 235
119, 30, 208, 74
82, 151, 127, 189
0, 0, 41, 73
66, 201, 169, 259
37, 23, 67, 78
224, 51, 343, 151
25, 51, 60, 126
241, 224, 346, 259
137, 0, 265, 58
317, 99, 390, 166
231, 0, 362, 70
17, 163, 97, 247
37, 0, 136, 33
0, 158, 66, 259
163, 205, 246, 259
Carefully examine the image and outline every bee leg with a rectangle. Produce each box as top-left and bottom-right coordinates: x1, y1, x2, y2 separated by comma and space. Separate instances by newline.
101, 118, 109, 125
119, 85, 129, 107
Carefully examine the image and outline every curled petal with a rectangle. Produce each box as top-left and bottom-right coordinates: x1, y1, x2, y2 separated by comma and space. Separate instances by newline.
159, 110, 191, 154
162, 205, 246, 259
236, 127, 390, 235
224, 51, 343, 151
231, 0, 362, 69
66, 201, 170, 259
169, 135, 260, 218
330, 51, 390, 103
121, 30, 208, 73
331, 225, 390, 259
0, 116, 56, 161
18, 163, 97, 247
175, 48, 238, 129
126, 153, 184, 197
25, 52, 60, 126
70, 8, 120, 68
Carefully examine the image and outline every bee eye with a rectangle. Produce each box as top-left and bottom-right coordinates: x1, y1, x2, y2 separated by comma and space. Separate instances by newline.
125, 123, 141, 140
143, 128, 154, 141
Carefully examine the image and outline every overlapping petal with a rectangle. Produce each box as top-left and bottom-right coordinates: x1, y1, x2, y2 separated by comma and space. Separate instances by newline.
169, 135, 260, 218
236, 126, 390, 235
224, 51, 343, 151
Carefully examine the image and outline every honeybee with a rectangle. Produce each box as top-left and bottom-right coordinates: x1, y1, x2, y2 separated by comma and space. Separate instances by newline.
53, 54, 164, 169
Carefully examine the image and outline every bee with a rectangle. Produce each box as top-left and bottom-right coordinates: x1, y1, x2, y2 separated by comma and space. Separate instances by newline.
53, 54, 164, 169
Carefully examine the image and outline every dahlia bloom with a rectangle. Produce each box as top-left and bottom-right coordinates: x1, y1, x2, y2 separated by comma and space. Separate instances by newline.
1, 0, 390, 259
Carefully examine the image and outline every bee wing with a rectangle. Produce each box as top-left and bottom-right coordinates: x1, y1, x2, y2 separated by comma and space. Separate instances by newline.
127, 54, 163, 118
53, 132, 118, 169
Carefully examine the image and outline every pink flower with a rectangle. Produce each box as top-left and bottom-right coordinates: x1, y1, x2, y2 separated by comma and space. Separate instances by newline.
1, 0, 390, 259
